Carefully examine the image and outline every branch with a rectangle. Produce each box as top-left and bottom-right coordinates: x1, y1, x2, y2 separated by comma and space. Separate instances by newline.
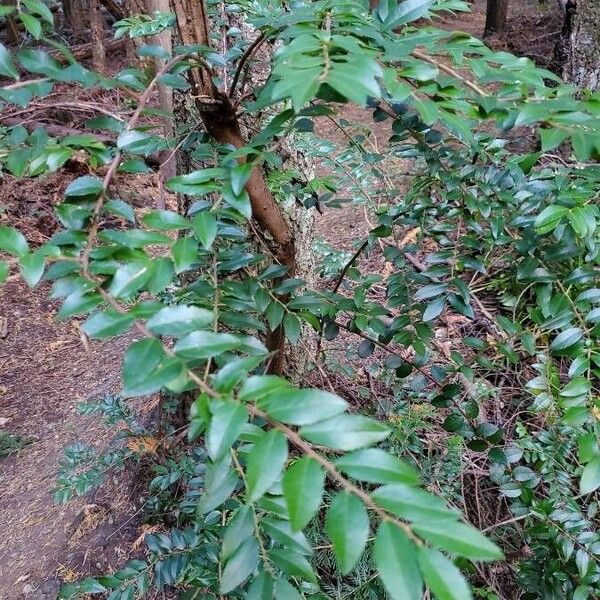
228, 31, 267, 98
411, 50, 490, 98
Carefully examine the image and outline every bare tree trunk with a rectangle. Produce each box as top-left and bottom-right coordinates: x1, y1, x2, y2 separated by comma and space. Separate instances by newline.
146, 0, 175, 202
62, 0, 88, 42
563, 0, 600, 90
89, 0, 106, 73
484, 0, 510, 37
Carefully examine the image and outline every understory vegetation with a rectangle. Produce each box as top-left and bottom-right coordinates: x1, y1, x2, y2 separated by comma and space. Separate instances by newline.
1, 0, 600, 598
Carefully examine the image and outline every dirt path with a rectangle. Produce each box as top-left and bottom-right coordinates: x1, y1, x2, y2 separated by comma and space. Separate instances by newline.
0, 278, 140, 599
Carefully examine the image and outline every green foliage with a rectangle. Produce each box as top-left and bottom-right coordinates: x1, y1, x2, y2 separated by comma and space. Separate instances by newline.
2, 0, 600, 598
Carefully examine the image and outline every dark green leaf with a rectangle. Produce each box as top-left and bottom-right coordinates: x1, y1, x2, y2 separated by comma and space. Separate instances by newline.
246, 430, 288, 502
283, 457, 325, 531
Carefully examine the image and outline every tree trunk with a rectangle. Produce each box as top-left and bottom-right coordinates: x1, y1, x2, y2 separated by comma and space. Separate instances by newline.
484, 0, 509, 37
62, 0, 88, 42
170, 0, 315, 377
89, 0, 106, 73
562, 0, 600, 90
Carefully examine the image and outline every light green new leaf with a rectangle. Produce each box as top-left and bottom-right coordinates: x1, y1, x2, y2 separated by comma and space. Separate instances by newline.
299, 414, 390, 450
245, 429, 288, 502
259, 388, 348, 426
283, 456, 325, 531
207, 399, 248, 460
412, 521, 503, 561
325, 492, 369, 574
335, 448, 419, 485
374, 521, 422, 600
417, 548, 473, 600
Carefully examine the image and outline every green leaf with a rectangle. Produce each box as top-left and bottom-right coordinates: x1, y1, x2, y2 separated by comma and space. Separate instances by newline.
372, 484, 458, 523
192, 212, 217, 249
259, 388, 348, 426
540, 127, 570, 152
105, 199, 135, 222
247, 572, 274, 600
64, 175, 103, 199
283, 457, 325, 531
0, 43, 18, 79
122, 338, 182, 396
82, 310, 134, 339
0, 260, 9, 283
146, 304, 213, 337
20, 13, 42, 39
283, 313, 301, 344
580, 457, 600, 495
147, 257, 174, 294
423, 296, 445, 322
230, 162, 254, 196
326, 492, 369, 574
220, 538, 259, 594
175, 330, 266, 360
417, 548, 472, 600
207, 399, 248, 460
550, 327, 583, 352
109, 261, 153, 298
274, 578, 303, 600
142, 210, 189, 230
268, 547, 317, 583
213, 355, 268, 394
534, 205, 567, 235
57, 290, 102, 320
374, 521, 422, 600
19, 251, 45, 286
335, 448, 419, 485
172, 236, 199, 273
246, 429, 288, 502
299, 414, 390, 450
262, 518, 312, 555
412, 521, 502, 561
0, 226, 29, 257
198, 456, 238, 513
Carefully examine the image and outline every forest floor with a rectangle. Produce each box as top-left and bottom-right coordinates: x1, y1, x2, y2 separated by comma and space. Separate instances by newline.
0, 0, 565, 598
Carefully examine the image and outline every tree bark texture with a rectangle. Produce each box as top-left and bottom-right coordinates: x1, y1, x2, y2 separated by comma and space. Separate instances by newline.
484, 0, 510, 36
564, 0, 600, 90
89, 0, 106, 72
